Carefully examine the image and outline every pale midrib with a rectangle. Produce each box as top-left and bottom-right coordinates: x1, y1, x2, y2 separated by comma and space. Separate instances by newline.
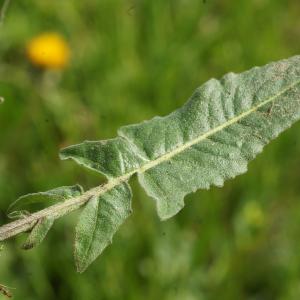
1, 78, 300, 241
139, 78, 300, 173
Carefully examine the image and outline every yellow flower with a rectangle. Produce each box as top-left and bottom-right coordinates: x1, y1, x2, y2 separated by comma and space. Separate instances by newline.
26, 32, 70, 69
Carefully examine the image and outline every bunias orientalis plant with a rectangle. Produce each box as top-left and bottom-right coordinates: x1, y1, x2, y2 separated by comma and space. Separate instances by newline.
1, 56, 300, 272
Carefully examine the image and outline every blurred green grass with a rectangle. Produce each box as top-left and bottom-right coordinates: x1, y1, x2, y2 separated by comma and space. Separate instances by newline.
1, 0, 300, 299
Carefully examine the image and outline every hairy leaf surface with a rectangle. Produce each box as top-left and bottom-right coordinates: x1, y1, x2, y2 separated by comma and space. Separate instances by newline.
61, 56, 300, 220
7, 186, 83, 249
22, 217, 54, 250
4, 55, 300, 272
74, 182, 132, 272
8, 185, 83, 217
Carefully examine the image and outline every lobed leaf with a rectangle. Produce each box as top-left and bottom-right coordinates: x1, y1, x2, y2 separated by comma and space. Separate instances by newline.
6, 55, 300, 272
61, 56, 300, 220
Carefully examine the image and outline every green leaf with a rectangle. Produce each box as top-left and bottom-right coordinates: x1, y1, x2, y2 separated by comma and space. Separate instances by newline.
7, 185, 83, 249
60, 55, 300, 220
8, 185, 83, 217
74, 182, 132, 273
22, 217, 54, 250
6, 55, 299, 272
59, 139, 146, 178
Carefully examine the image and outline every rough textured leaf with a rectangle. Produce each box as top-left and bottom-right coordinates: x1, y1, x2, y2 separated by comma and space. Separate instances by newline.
7, 186, 83, 249
22, 217, 54, 250
60, 56, 300, 220
8, 185, 83, 216
74, 182, 132, 273
59, 139, 146, 178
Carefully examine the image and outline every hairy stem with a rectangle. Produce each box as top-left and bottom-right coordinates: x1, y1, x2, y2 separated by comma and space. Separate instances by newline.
0, 175, 131, 241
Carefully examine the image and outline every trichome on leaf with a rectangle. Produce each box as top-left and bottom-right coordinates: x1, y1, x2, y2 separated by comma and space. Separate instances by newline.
1, 55, 300, 272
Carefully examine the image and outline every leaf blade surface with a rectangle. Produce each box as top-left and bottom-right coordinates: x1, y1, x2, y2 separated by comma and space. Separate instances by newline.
60, 56, 300, 219
8, 184, 83, 216
74, 182, 132, 273
22, 217, 55, 250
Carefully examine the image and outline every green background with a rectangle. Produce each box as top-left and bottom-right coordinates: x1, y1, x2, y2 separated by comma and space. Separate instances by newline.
1, 0, 300, 299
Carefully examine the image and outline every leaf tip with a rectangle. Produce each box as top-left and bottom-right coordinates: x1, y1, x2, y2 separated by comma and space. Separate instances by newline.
58, 147, 69, 160
74, 253, 90, 273
75, 262, 87, 274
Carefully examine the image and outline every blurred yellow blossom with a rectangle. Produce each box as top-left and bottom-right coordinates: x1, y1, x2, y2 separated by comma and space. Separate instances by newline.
26, 32, 70, 69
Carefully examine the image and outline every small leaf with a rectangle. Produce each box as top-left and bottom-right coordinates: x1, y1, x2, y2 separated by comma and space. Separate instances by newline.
74, 182, 132, 273
22, 217, 54, 250
8, 184, 83, 217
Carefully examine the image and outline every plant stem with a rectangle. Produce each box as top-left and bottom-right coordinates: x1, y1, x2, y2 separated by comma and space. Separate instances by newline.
0, 175, 131, 241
